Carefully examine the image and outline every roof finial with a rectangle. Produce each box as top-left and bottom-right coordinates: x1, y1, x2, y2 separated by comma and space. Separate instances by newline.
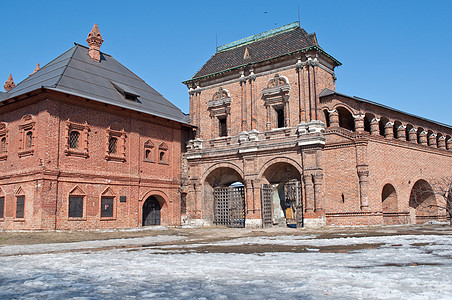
4, 74, 15, 92
86, 24, 104, 62
30, 63, 40, 76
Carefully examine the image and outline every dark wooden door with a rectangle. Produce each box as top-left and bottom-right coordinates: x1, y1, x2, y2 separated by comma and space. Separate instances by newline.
143, 197, 161, 226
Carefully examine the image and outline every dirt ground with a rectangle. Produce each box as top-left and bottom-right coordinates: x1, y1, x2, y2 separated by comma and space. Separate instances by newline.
0, 224, 450, 249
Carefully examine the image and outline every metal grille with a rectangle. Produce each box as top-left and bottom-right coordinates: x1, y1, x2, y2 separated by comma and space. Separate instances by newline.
69, 131, 80, 149
261, 184, 273, 228
69, 196, 83, 218
214, 186, 245, 228
108, 137, 118, 154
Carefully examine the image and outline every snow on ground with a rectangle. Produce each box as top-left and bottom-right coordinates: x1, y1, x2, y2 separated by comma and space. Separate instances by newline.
0, 235, 184, 256
0, 234, 451, 299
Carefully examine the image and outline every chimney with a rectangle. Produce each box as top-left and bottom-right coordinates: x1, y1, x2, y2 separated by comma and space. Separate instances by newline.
30, 63, 40, 76
4, 74, 15, 92
86, 24, 103, 62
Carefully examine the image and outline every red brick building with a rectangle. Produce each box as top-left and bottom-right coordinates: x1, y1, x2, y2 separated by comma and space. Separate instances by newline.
182, 22, 452, 227
0, 25, 192, 230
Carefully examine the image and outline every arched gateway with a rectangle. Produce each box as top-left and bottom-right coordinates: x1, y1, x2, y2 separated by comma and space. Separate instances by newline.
204, 167, 246, 227
142, 196, 162, 226
260, 161, 303, 228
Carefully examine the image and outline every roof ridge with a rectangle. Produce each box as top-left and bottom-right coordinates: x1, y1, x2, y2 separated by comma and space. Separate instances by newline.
216, 22, 300, 53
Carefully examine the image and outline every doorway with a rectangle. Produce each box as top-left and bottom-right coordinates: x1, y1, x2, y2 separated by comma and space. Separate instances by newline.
142, 196, 161, 226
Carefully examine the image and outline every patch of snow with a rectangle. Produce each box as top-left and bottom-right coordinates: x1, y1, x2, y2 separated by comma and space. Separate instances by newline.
0, 234, 451, 299
0, 235, 184, 256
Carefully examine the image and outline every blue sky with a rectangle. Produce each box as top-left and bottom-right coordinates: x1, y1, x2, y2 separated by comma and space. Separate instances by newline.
1, 0, 451, 125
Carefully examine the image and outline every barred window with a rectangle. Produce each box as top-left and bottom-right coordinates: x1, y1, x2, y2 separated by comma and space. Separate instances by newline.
69, 131, 80, 149
101, 197, 114, 218
25, 131, 33, 148
0, 196, 4, 219
108, 137, 118, 154
69, 196, 84, 218
0, 137, 5, 153
16, 196, 24, 219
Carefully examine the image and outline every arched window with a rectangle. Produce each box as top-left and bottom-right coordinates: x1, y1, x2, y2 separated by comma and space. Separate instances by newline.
25, 131, 33, 148
337, 107, 355, 132
158, 142, 169, 164
69, 131, 80, 149
143, 139, 155, 162
323, 110, 330, 127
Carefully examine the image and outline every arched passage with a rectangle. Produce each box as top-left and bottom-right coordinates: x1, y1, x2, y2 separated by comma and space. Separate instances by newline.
142, 195, 165, 226
409, 180, 437, 224
204, 167, 245, 227
337, 107, 355, 132
261, 162, 302, 227
382, 184, 398, 224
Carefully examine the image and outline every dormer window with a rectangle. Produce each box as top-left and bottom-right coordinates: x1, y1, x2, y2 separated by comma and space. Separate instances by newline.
111, 81, 140, 102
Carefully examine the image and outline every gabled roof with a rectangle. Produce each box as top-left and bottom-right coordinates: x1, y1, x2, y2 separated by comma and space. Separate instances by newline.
185, 22, 340, 83
319, 88, 452, 130
3, 44, 190, 125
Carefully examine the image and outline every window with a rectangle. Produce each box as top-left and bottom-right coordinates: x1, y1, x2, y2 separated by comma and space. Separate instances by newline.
108, 136, 118, 154
219, 116, 227, 137
101, 197, 114, 218
25, 131, 33, 148
144, 140, 154, 162
0, 137, 5, 153
69, 196, 84, 218
18, 115, 35, 157
158, 142, 169, 164
16, 196, 24, 219
64, 119, 89, 158
275, 107, 285, 128
105, 126, 126, 162
0, 196, 4, 219
100, 187, 116, 219
0, 123, 7, 160
69, 131, 80, 149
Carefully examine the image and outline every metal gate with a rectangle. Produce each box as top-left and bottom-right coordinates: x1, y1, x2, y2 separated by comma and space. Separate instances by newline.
261, 181, 303, 228
261, 184, 273, 228
214, 186, 245, 228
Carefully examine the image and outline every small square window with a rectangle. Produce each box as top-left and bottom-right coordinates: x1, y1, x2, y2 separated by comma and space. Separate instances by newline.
69, 196, 84, 218
101, 197, 114, 218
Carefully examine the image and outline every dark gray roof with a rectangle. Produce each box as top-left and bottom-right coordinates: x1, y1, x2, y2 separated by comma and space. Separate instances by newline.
3, 44, 190, 125
319, 88, 452, 130
186, 22, 340, 83
0, 92, 6, 101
